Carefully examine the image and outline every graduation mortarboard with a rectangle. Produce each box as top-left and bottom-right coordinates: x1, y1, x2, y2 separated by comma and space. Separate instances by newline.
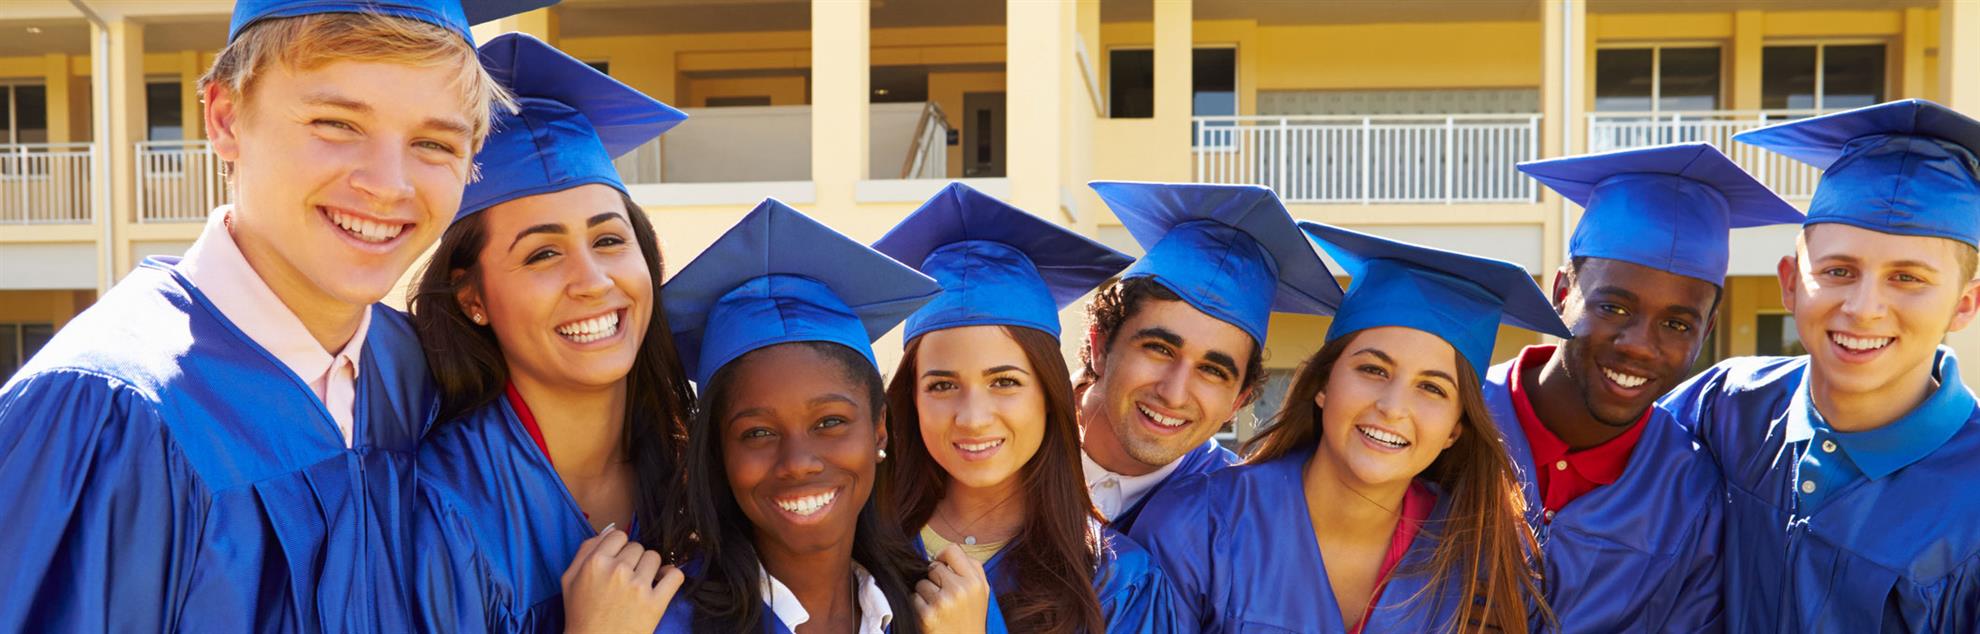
456, 33, 686, 222
873, 182, 1133, 343
664, 200, 943, 386
1734, 99, 1980, 246
1091, 181, 1343, 345
1299, 222, 1571, 380
1519, 142, 1804, 285
228, 0, 558, 44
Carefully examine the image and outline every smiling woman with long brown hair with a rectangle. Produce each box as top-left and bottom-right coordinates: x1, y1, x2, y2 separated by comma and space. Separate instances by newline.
872, 183, 1177, 633
1131, 222, 1563, 634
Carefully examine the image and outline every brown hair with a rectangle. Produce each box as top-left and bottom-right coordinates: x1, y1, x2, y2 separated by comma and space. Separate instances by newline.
200, 11, 514, 147
1242, 332, 1552, 634
1076, 276, 1266, 399
407, 193, 696, 552
881, 326, 1106, 633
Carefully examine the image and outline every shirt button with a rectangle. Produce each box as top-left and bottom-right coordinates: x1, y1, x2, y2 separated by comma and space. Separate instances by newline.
1821, 440, 1837, 453
1543, 510, 1556, 521
1101, 480, 1117, 488
1801, 480, 1818, 494
1555, 460, 1568, 471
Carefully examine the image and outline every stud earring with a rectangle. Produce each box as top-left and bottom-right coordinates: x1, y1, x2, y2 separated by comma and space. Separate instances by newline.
877, 448, 888, 462
471, 312, 487, 325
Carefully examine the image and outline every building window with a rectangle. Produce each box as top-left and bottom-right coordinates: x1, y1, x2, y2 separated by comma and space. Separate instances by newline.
0, 84, 49, 144
1594, 46, 1722, 112
1108, 47, 1239, 122
1755, 313, 1806, 357
0, 323, 56, 385
585, 61, 610, 76
1763, 43, 1886, 111
146, 80, 183, 142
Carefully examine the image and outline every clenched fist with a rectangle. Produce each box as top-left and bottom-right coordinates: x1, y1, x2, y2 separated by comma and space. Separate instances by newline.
561, 526, 685, 634
912, 544, 990, 634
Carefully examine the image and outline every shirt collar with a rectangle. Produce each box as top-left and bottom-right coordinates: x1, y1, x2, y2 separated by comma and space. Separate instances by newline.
178, 206, 370, 382
758, 563, 894, 634
1082, 447, 1183, 507
1506, 345, 1649, 485
1821, 347, 1975, 480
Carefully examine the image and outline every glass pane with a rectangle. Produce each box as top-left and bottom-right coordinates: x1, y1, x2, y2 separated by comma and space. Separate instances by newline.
1755, 314, 1807, 357
1192, 47, 1236, 115
0, 87, 12, 144
1594, 48, 1654, 112
14, 84, 47, 143
0, 325, 17, 386
1658, 47, 1721, 111
1763, 46, 1817, 110
1822, 44, 1886, 110
146, 81, 183, 142
1109, 49, 1154, 119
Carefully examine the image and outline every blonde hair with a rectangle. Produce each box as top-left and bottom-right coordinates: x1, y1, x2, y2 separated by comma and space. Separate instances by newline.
199, 11, 515, 147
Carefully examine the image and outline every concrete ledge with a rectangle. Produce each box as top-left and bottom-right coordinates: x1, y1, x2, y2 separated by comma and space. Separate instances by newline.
628, 181, 816, 207
853, 177, 1010, 203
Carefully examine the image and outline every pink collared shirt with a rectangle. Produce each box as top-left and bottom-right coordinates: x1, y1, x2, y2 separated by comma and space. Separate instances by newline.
178, 206, 368, 448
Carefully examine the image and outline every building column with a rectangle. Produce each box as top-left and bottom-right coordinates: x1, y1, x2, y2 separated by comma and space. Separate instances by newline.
1730, 10, 1764, 110
810, 0, 869, 215
1006, 0, 1070, 218
1148, 0, 1192, 182
1939, 0, 1980, 391
93, 17, 145, 286
43, 54, 72, 144
1538, 0, 1586, 277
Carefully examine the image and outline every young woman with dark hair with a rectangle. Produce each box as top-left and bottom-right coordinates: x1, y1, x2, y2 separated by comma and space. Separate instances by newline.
871, 183, 1176, 633
654, 200, 944, 634
1131, 223, 1564, 634
408, 35, 695, 633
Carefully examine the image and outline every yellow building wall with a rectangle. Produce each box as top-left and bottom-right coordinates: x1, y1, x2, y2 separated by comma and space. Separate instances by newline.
929, 70, 1005, 178
683, 76, 806, 107
0, 290, 97, 328
1254, 21, 1542, 91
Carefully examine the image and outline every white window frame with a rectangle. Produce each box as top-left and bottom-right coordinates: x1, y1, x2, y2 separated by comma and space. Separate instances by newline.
1761, 39, 1890, 111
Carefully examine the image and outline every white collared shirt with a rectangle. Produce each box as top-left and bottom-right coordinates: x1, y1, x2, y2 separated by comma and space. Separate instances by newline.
1082, 448, 1184, 521
759, 563, 893, 634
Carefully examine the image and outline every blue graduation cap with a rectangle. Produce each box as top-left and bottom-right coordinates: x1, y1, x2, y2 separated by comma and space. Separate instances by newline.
1299, 222, 1571, 380
873, 182, 1133, 343
1733, 99, 1980, 246
229, 0, 559, 44
663, 199, 943, 386
1519, 142, 1804, 285
455, 33, 686, 222
1091, 181, 1343, 345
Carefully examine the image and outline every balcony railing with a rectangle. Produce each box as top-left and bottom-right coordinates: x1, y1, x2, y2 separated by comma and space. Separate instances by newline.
613, 102, 952, 185
1192, 114, 1541, 204
1588, 110, 1828, 199
0, 143, 94, 225
136, 140, 229, 223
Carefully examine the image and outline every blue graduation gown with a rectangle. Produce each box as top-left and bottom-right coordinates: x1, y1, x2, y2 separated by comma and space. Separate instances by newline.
653, 560, 892, 634
1482, 355, 1725, 633
1108, 438, 1238, 534
414, 396, 600, 632
0, 257, 435, 632
1130, 451, 1462, 633
1659, 350, 1980, 632
909, 523, 1181, 633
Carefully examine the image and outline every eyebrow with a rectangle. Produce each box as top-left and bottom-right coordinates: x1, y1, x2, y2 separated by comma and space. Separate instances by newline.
722, 394, 860, 427
1137, 326, 1241, 377
508, 212, 633, 253
304, 92, 470, 137
1816, 253, 1944, 273
919, 365, 1034, 380
1354, 347, 1457, 384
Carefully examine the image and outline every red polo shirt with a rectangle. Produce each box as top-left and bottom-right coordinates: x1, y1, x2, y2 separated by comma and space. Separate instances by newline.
1506, 345, 1647, 519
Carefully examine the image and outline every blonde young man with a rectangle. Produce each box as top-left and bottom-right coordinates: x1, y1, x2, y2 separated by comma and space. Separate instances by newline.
0, 1, 548, 629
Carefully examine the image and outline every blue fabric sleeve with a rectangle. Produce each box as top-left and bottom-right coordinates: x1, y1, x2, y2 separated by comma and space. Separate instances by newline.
0, 371, 207, 632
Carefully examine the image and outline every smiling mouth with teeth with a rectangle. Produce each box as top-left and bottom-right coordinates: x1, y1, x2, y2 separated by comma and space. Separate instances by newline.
555, 311, 621, 344
774, 489, 837, 517
1602, 367, 1650, 389
954, 439, 1004, 453
325, 208, 407, 244
1355, 425, 1410, 449
1831, 332, 1894, 352
1137, 403, 1189, 428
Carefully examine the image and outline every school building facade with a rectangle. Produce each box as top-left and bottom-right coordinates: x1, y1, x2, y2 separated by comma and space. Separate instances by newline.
2, 0, 1979, 432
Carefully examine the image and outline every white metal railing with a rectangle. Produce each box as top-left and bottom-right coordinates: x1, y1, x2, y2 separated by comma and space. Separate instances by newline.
136, 140, 229, 223
1193, 114, 1541, 204
0, 143, 94, 224
1588, 110, 1830, 199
